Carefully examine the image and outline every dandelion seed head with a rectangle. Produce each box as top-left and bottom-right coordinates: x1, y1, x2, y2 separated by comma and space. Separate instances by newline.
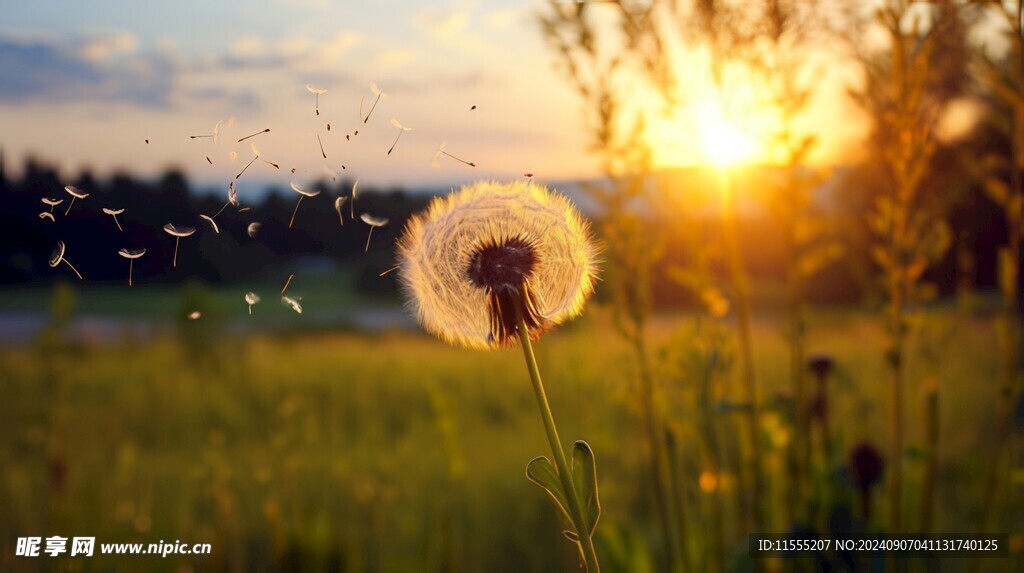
188, 311, 202, 320
39, 212, 55, 222
42, 198, 63, 207
397, 180, 598, 349
247, 222, 261, 238
228, 182, 239, 207
102, 208, 125, 216
245, 292, 260, 305
306, 84, 327, 95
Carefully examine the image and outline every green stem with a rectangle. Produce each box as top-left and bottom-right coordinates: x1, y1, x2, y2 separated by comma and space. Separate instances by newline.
516, 314, 600, 573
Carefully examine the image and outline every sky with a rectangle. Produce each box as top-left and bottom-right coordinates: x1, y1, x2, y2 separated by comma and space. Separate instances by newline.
1, 0, 958, 194
0, 0, 608, 191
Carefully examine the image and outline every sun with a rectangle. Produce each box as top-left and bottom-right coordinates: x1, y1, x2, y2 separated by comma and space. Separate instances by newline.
696, 96, 757, 168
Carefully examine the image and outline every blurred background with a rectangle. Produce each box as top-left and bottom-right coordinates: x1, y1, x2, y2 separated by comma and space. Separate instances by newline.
1, 0, 1024, 571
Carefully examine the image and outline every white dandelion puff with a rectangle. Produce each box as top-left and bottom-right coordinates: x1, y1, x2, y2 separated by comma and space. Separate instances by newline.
247, 222, 261, 238
363, 82, 387, 123
397, 180, 598, 349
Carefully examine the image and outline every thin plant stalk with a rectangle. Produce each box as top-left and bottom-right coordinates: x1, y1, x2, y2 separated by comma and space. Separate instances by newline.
718, 166, 764, 534
128, 259, 133, 286
173, 238, 180, 268
515, 311, 600, 573
364, 227, 375, 252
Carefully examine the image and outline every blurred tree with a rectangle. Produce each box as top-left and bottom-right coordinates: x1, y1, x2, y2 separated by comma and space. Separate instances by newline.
846, 0, 964, 534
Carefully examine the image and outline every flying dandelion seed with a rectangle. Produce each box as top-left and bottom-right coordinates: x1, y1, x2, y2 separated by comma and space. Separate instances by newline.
199, 214, 220, 234
524, 173, 534, 180
433, 142, 475, 167
360, 213, 388, 252
163, 224, 196, 268
210, 183, 239, 219
190, 120, 221, 142
118, 248, 146, 286
42, 197, 63, 213
227, 116, 235, 128
237, 128, 270, 143
471, 105, 476, 110
281, 295, 303, 314
63, 185, 88, 216
49, 241, 83, 280
397, 180, 598, 349
291, 168, 297, 174
102, 208, 126, 232
39, 212, 55, 222
387, 118, 412, 155
316, 134, 327, 159
245, 292, 260, 315
306, 84, 327, 115
238, 207, 251, 213
145, 139, 150, 144
247, 222, 261, 238
206, 156, 213, 164
327, 123, 331, 131
289, 182, 321, 229
281, 273, 295, 295
350, 179, 359, 219
335, 196, 348, 226
230, 150, 238, 161
364, 82, 387, 123
236, 143, 261, 180
188, 311, 201, 320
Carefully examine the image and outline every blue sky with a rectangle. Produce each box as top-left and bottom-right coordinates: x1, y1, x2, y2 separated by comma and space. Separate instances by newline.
0, 0, 599, 189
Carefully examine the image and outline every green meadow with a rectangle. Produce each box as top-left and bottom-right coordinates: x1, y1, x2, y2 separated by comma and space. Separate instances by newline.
0, 282, 1016, 572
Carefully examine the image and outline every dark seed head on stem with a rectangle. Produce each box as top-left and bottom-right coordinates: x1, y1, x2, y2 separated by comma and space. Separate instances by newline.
467, 236, 548, 345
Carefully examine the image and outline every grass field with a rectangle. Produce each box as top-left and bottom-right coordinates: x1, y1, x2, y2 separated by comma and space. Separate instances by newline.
0, 287, 1018, 572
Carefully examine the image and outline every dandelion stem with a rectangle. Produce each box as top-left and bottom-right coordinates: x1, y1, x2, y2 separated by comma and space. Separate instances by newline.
515, 311, 600, 573
113, 215, 123, 232
289, 196, 303, 229
213, 201, 229, 219
63, 259, 82, 280
65, 197, 75, 217
173, 237, 180, 268
128, 259, 133, 286
365, 227, 374, 252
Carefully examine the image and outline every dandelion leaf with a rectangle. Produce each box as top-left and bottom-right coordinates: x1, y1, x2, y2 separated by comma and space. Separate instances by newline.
525, 456, 571, 524
571, 440, 600, 537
